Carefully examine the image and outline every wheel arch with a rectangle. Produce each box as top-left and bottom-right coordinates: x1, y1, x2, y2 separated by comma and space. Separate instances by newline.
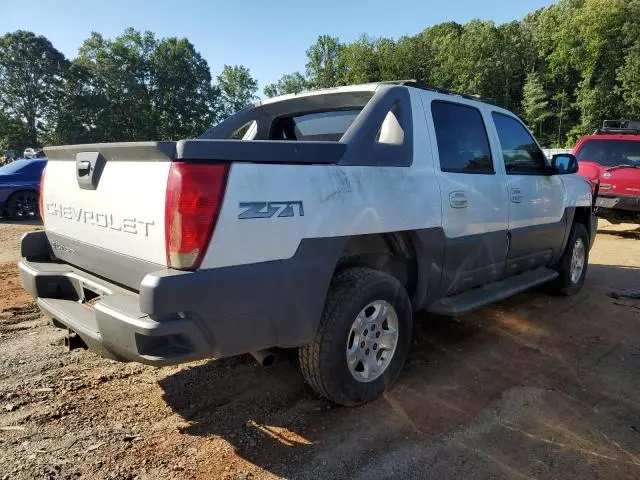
334, 229, 445, 311
554, 206, 595, 263
573, 206, 592, 231
4, 188, 40, 217
572, 206, 597, 250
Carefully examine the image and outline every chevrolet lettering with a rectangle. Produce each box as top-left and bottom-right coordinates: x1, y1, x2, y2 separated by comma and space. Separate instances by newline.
46, 202, 154, 236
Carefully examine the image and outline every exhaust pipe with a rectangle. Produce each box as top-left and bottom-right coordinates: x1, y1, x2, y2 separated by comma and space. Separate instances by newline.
64, 329, 88, 351
250, 349, 278, 367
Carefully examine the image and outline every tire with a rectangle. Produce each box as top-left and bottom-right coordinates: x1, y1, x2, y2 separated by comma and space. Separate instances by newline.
548, 222, 589, 296
6, 190, 39, 220
299, 267, 413, 406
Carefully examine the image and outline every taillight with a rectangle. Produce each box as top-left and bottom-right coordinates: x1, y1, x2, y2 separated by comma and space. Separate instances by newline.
165, 162, 229, 270
39, 167, 46, 220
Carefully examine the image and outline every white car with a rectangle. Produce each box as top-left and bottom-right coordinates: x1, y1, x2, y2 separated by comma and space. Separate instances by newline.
19, 81, 596, 405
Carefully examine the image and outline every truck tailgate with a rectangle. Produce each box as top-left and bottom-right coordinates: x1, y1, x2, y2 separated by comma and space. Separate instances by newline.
43, 142, 174, 272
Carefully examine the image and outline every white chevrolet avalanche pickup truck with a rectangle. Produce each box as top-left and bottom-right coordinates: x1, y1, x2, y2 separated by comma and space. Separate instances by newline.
19, 81, 596, 405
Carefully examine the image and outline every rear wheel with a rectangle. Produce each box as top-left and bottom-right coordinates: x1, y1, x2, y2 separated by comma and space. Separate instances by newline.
299, 267, 412, 406
548, 222, 589, 296
6, 190, 39, 220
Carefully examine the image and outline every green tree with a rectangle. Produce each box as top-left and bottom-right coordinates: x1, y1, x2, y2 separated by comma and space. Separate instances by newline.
6, 0, 640, 151
151, 37, 218, 138
425, 22, 464, 89
217, 65, 258, 119
553, 89, 570, 147
74, 29, 158, 142
453, 20, 502, 99
339, 35, 381, 85
263, 72, 308, 98
0, 30, 69, 147
616, 44, 640, 118
42, 62, 100, 145
389, 35, 428, 81
571, 0, 628, 135
305, 35, 345, 88
0, 109, 30, 154
337, 36, 403, 84
495, 21, 530, 112
69, 28, 219, 142
616, 1, 640, 119
522, 72, 552, 137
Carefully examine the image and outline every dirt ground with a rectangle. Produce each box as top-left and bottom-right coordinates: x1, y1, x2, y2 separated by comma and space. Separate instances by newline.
0, 220, 639, 480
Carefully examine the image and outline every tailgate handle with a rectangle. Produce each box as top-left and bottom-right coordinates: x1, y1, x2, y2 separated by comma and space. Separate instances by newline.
76, 152, 105, 190
77, 161, 91, 177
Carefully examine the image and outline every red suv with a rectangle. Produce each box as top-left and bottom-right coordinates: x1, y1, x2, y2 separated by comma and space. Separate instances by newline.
574, 120, 640, 224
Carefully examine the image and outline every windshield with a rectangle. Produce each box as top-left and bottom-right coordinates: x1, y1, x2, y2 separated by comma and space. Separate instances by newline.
575, 139, 640, 167
0, 159, 45, 175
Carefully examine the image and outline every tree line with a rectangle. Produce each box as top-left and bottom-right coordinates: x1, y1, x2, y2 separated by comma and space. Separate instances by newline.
2, 0, 639, 154
0, 28, 259, 154
265, 0, 640, 147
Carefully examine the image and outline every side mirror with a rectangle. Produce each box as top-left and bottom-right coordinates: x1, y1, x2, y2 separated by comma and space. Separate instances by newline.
551, 153, 578, 175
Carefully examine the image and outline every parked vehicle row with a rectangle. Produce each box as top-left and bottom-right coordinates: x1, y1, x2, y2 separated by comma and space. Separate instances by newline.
574, 120, 640, 224
0, 158, 47, 220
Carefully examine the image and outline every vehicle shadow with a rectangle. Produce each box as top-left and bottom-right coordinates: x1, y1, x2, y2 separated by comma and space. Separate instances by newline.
158, 263, 640, 478
0, 217, 43, 226
597, 226, 640, 240
159, 314, 488, 477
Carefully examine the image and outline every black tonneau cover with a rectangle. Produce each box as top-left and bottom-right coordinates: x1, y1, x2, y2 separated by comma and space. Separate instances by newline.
176, 139, 346, 164
45, 140, 347, 165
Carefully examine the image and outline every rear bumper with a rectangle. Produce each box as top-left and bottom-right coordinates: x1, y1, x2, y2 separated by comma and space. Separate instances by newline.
595, 194, 640, 223
19, 231, 342, 366
19, 259, 216, 365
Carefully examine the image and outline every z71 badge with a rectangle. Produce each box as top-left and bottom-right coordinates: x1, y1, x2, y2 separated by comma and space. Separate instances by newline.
238, 201, 304, 219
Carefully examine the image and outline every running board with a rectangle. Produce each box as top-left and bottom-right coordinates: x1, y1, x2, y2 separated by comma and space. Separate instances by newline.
428, 267, 559, 316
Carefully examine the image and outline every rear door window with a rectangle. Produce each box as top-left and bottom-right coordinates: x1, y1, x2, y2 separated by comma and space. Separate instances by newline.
431, 101, 494, 174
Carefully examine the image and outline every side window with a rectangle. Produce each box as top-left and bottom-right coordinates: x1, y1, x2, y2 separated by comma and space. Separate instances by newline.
431, 101, 494, 174
492, 113, 547, 174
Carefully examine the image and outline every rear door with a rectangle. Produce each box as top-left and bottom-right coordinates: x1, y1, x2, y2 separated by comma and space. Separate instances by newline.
425, 98, 509, 295
490, 112, 566, 276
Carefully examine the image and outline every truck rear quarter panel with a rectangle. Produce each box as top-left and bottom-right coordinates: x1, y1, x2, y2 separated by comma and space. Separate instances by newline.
202, 89, 442, 269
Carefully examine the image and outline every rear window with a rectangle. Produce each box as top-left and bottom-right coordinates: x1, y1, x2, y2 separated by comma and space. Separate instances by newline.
270, 109, 361, 141
575, 139, 640, 167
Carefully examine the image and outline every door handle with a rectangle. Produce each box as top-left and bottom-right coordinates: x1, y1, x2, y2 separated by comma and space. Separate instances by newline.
510, 187, 523, 203
449, 191, 468, 209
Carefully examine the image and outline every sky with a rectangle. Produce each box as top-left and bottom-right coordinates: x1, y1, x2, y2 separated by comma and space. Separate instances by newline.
2, 0, 556, 94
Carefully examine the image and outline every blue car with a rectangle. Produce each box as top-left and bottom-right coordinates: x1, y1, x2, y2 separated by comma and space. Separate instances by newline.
0, 158, 47, 219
